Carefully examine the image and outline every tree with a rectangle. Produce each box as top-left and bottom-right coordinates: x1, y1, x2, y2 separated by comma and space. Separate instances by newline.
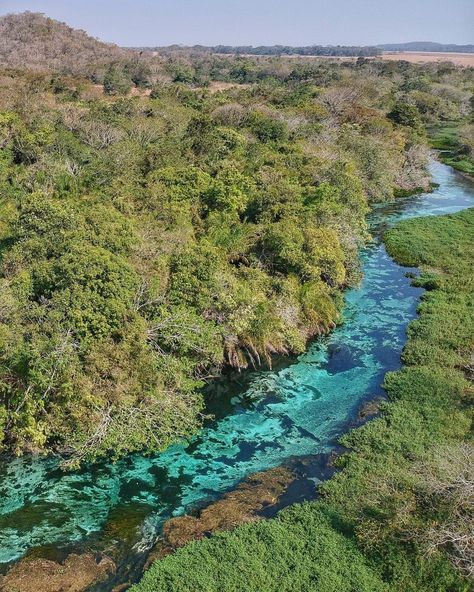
186, 115, 218, 155
388, 102, 422, 128
103, 64, 132, 96
247, 111, 288, 142
126, 59, 151, 87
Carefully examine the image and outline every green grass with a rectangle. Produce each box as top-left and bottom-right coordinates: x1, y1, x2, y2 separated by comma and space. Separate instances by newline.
428, 122, 461, 151
441, 156, 474, 175
131, 209, 474, 591
428, 122, 474, 175
131, 505, 389, 592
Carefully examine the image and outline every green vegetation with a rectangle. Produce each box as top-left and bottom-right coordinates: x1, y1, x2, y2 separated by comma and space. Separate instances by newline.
185, 44, 382, 57
132, 208, 474, 591
0, 70, 367, 464
0, 52, 454, 465
428, 122, 474, 175
0, 12, 472, 470
134, 505, 390, 592
0, 10, 472, 590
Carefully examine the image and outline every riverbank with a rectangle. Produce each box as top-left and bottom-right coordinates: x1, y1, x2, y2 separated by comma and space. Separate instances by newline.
0, 160, 473, 592
428, 122, 474, 177
131, 207, 474, 592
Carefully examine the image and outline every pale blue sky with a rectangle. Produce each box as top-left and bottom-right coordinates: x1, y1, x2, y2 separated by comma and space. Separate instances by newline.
0, 0, 472, 46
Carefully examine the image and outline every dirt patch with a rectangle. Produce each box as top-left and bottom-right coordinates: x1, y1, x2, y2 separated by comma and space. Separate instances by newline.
0, 552, 115, 592
129, 86, 151, 97
382, 52, 474, 67
357, 396, 385, 420
205, 81, 251, 93
83, 83, 106, 99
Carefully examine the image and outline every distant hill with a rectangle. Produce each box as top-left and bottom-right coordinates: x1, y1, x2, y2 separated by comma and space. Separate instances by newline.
0, 11, 130, 74
378, 42, 474, 53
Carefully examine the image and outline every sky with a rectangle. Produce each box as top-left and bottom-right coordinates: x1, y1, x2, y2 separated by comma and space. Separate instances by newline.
0, 0, 472, 47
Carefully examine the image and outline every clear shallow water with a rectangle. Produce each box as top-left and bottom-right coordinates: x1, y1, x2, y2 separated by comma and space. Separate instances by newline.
0, 160, 473, 575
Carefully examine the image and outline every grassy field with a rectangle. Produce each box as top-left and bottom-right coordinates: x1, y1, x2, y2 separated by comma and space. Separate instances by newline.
381, 52, 474, 67
131, 210, 474, 592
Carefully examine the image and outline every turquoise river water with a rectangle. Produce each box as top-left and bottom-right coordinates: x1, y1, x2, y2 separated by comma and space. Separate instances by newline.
0, 160, 473, 588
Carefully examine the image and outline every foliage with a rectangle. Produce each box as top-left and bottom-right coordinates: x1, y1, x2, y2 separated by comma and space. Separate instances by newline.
103, 64, 133, 96
428, 122, 474, 175
209, 44, 382, 57
132, 209, 474, 591
0, 12, 473, 587
388, 102, 422, 129
0, 11, 127, 75
0, 33, 471, 465
132, 505, 388, 592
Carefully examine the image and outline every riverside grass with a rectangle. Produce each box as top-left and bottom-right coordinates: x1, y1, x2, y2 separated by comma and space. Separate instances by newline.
131, 208, 474, 592
429, 122, 474, 176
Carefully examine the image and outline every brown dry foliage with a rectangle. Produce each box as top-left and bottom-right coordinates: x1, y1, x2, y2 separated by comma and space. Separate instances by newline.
0, 553, 115, 592
0, 12, 129, 75
414, 444, 474, 579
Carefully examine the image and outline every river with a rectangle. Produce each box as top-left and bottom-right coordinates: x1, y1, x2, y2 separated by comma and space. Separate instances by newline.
0, 159, 473, 588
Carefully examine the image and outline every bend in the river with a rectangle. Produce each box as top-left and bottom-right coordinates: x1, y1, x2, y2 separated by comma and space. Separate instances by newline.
0, 159, 473, 585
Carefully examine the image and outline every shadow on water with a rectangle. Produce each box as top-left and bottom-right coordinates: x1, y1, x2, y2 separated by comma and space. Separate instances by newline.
0, 160, 473, 590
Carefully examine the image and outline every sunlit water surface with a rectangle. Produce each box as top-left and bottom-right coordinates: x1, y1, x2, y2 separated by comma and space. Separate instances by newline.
0, 161, 472, 584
